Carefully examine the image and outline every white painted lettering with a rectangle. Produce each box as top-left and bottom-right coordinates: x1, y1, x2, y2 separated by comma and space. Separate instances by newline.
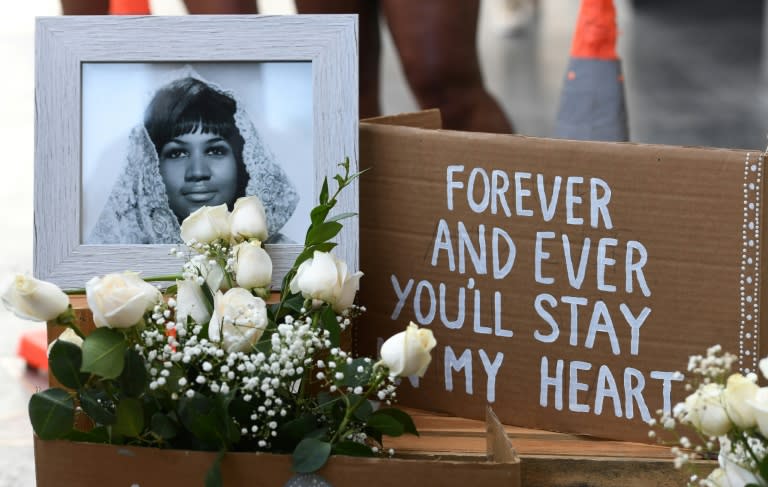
446, 165, 464, 211
491, 169, 512, 217
514, 172, 533, 216
569, 360, 592, 413
390, 275, 413, 320
479, 349, 504, 403
590, 177, 613, 229
535, 231, 556, 284
565, 176, 584, 225
596, 237, 618, 292
533, 293, 559, 343
585, 300, 620, 355
445, 347, 473, 395
540, 356, 564, 410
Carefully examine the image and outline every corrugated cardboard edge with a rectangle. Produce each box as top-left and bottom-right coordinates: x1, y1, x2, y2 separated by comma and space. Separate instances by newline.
486, 406, 519, 463
361, 109, 443, 130
759, 150, 768, 383
34, 436, 521, 487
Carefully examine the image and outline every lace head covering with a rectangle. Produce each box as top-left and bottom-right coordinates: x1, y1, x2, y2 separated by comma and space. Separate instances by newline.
87, 69, 299, 244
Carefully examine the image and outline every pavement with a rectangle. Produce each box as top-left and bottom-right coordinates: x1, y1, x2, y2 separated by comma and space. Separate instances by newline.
2, 0, 767, 485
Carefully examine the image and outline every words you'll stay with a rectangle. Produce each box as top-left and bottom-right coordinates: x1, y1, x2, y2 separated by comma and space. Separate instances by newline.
385, 164, 683, 423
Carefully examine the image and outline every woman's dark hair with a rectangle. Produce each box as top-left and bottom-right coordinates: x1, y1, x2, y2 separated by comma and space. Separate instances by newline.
144, 77, 248, 201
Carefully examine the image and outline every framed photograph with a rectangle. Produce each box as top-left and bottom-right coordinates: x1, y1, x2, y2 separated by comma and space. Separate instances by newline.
34, 15, 358, 289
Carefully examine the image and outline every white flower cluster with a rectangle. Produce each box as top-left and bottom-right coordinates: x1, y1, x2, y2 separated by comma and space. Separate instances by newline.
686, 345, 738, 386
136, 301, 338, 449
649, 345, 768, 487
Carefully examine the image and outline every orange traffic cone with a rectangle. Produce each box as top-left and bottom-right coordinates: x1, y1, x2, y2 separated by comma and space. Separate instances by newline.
17, 329, 49, 372
554, 0, 628, 141
109, 0, 151, 15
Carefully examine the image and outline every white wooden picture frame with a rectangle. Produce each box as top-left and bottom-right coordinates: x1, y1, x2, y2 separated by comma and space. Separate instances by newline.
34, 15, 358, 289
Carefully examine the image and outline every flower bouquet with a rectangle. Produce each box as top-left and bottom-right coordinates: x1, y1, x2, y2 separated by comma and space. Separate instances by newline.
4, 161, 438, 486
651, 345, 768, 487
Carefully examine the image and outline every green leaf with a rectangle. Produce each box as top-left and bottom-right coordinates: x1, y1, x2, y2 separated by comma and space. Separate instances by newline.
365, 426, 382, 445
28, 388, 74, 440
292, 242, 339, 273
759, 455, 768, 484
306, 222, 343, 246
80, 328, 127, 379
282, 294, 306, 313
113, 398, 144, 437
165, 284, 178, 296
178, 393, 238, 449
321, 306, 341, 348
352, 399, 373, 422
162, 364, 185, 393
341, 358, 373, 388
372, 408, 419, 436
334, 174, 345, 189
205, 451, 225, 487
319, 178, 329, 205
279, 415, 318, 446
313, 242, 338, 253
151, 412, 179, 440
292, 438, 331, 473
367, 412, 404, 437
326, 212, 357, 223
119, 349, 147, 397
48, 340, 86, 389
79, 389, 116, 425
310, 205, 331, 227
316, 392, 343, 413
65, 426, 109, 443
332, 441, 375, 457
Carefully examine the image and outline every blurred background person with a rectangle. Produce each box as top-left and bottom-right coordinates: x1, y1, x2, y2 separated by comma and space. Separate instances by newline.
296, 0, 514, 133
61, 0, 514, 133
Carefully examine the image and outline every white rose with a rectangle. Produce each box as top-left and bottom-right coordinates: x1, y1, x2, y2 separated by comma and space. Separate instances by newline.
86, 272, 162, 328
747, 387, 768, 438
289, 251, 363, 313
175, 279, 211, 325
719, 445, 762, 487
208, 288, 268, 353
724, 373, 758, 429
202, 260, 228, 293
379, 322, 437, 378
233, 241, 272, 290
705, 468, 731, 487
760, 358, 768, 381
230, 196, 268, 241
1, 274, 69, 322
683, 383, 731, 437
47, 327, 83, 356
180, 204, 230, 244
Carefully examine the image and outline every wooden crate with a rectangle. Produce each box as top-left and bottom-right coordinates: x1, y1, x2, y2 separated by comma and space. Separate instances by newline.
40, 296, 713, 487
389, 409, 714, 487
37, 298, 520, 487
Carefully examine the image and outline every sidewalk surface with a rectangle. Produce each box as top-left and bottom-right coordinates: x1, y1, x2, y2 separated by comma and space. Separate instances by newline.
1, 0, 766, 485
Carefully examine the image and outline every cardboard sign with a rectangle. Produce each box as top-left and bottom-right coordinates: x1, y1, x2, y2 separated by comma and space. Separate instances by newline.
356, 111, 766, 442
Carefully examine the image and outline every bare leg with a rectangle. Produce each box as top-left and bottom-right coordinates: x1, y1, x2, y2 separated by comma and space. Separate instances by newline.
60, 0, 109, 14
295, 0, 381, 119
381, 0, 513, 133
182, 0, 257, 14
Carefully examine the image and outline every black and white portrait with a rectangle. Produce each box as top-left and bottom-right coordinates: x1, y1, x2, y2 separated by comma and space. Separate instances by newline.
81, 62, 313, 245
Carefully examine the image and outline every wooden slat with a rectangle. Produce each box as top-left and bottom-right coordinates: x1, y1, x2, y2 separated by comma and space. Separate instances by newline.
54, 299, 711, 486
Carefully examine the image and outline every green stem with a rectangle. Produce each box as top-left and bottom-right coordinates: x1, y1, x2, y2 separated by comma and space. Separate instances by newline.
55, 308, 86, 340
64, 274, 182, 295
737, 430, 761, 466
296, 310, 323, 403
330, 372, 385, 445
142, 274, 183, 283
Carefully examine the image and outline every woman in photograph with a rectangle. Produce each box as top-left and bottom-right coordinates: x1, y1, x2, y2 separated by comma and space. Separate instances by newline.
87, 73, 298, 244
